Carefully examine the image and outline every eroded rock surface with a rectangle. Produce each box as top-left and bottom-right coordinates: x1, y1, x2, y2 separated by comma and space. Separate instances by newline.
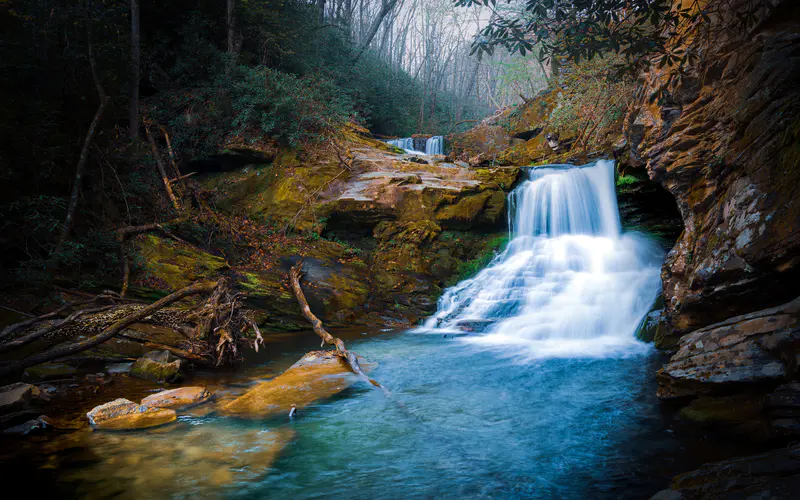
657, 296, 800, 399
651, 443, 800, 500
626, 1, 800, 343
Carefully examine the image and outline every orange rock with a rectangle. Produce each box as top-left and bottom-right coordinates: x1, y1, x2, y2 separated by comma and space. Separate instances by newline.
141, 387, 212, 409
219, 351, 370, 419
86, 398, 177, 430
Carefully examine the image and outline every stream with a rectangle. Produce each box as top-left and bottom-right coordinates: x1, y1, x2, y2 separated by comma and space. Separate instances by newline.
0, 161, 750, 498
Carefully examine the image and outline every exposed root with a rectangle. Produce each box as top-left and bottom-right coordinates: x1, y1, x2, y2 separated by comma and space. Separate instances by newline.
0, 278, 264, 376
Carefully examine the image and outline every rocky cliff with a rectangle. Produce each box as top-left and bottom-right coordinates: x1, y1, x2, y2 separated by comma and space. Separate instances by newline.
625, 0, 800, 345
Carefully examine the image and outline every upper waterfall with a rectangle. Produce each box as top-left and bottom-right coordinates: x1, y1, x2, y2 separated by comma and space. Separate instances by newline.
420, 160, 664, 360
387, 136, 444, 155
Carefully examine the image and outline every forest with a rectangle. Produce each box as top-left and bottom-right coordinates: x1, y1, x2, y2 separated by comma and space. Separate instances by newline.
0, 0, 799, 498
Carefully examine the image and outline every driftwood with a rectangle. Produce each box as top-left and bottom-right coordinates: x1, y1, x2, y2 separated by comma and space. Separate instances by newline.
289, 261, 385, 392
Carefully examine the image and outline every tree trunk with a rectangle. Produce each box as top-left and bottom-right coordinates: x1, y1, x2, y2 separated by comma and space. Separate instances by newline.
144, 123, 182, 213
128, 0, 140, 140
55, 2, 109, 253
351, 0, 400, 63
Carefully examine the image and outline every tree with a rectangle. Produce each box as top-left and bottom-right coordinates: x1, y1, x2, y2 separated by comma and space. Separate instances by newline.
128, 0, 140, 140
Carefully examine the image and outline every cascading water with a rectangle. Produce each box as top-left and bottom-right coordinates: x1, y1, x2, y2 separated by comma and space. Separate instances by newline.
425, 136, 444, 155
386, 136, 444, 155
421, 160, 664, 360
386, 137, 417, 153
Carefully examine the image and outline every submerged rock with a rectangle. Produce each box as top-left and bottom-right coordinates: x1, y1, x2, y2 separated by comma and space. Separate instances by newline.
22, 363, 78, 382
651, 443, 800, 500
141, 387, 212, 409
220, 350, 368, 419
130, 351, 183, 384
3, 415, 50, 435
86, 398, 176, 431
656, 296, 800, 399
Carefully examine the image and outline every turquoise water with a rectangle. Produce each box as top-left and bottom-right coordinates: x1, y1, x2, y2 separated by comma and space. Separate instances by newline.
231, 332, 679, 499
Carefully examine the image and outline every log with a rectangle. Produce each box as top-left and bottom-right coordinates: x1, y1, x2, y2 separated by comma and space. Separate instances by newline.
0, 281, 218, 377
288, 262, 385, 392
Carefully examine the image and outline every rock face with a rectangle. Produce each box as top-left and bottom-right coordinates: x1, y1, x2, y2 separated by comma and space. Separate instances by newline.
651, 443, 800, 500
140, 387, 212, 409
220, 351, 367, 419
625, 0, 800, 343
86, 398, 177, 430
657, 296, 800, 399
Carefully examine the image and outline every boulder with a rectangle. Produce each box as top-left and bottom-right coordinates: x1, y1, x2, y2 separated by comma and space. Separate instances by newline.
0, 382, 48, 414
656, 296, 800, 399
219, 350, 370, 419
3, 415, 50, 435
22, 362, 78, 382
86, 398, 176, 431
141, 387, 212, 409
651, 443, 800, 500
130, 350, 183, 384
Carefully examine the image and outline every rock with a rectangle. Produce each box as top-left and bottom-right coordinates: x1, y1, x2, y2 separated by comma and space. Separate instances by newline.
106, 362, 134, 374
86, 398, 176, 431
141, 387, 212, 409
624, 2, 800, 341
652, 444, 800, 500
22, 362, 78, 382
656, 297, 800, 399
3, 415, 50, 435
0, 382, 48, 414
130, 351, 183, 384
219, 351, 370, 419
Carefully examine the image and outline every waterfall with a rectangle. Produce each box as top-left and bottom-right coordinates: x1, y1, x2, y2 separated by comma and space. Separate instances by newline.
387, 138, 417, 153
425, 136, 444, 155
386, 136, 444, 155
421, 160, 664, 360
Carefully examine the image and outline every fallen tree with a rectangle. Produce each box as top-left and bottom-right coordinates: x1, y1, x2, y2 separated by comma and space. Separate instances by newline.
0, 278, 264, 377
289, 261, 386, 393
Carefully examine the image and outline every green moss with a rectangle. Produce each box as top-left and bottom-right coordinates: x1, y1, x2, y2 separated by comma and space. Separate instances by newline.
447, 234, 508, 285
133, 235, 229, 292
616, 174, 641, 186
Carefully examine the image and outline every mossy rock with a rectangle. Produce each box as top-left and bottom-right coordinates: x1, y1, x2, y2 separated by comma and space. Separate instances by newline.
435, 190, 506, 230
132, 235, 229, 294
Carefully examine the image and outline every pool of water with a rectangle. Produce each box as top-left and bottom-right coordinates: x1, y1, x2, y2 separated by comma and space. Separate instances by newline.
0, 327, 753, 499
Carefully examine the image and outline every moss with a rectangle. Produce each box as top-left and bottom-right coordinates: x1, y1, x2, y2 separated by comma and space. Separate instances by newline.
616, 174, 641, 186
133, 235, 229, 293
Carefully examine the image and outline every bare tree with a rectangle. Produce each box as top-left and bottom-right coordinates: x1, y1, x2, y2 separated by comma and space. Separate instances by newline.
128, 0, 140, 141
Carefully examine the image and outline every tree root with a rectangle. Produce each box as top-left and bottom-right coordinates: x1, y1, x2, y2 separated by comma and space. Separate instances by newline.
0, 278, 263, 377
289, 261, 387, 393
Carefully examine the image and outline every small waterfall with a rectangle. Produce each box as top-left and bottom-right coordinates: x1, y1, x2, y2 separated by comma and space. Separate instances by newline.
387, 138, 418, 153
425, 136, 444, 155
421, 160, 663, 360
386, 136, 444, 155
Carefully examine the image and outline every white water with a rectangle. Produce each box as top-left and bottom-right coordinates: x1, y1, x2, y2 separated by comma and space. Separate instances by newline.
421, 160, 664, 360
386, 136, 444, 155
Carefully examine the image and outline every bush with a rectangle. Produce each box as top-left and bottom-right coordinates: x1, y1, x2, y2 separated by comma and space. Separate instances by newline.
228, 67, 355, 147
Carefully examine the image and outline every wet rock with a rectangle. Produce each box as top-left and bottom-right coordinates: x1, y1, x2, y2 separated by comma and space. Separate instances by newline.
624, 3, 800, 340
86, 398, 176, 431
106, 362, 133, 374
220, 351, 370, 419
3, 415, 50, 435
656, 297, 800, 399
130, 351, 183, 384
0, 382, 48, 414
141, 387, 212, 409
651, 443, 800, 500
22, 363, 78, 382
